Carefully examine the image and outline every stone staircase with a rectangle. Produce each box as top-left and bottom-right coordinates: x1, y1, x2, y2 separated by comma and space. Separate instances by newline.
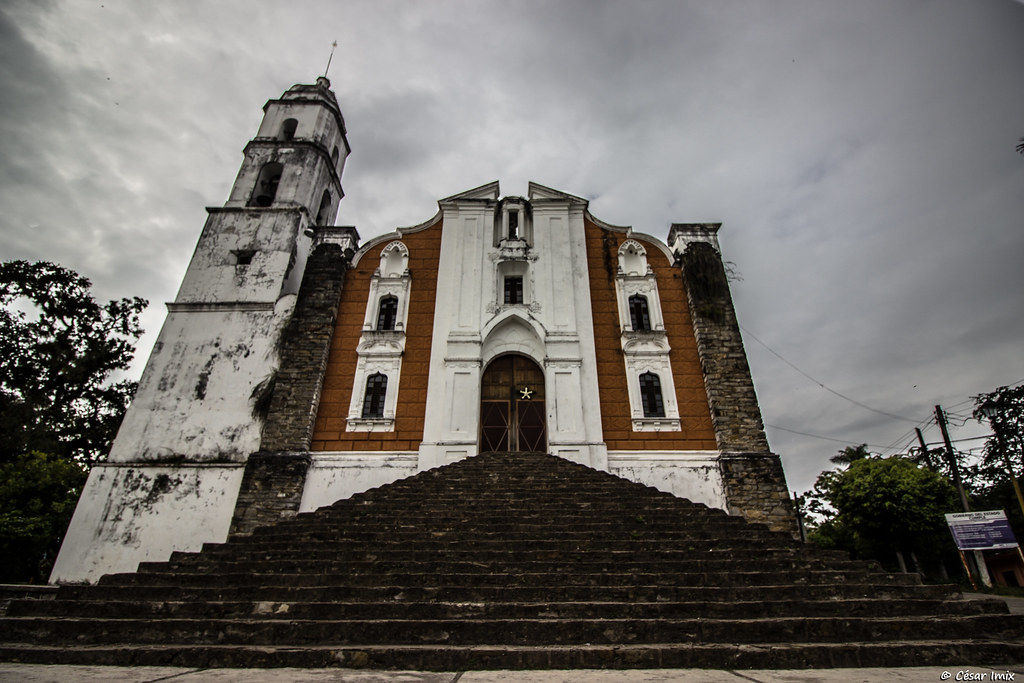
2, 451, 1022, 669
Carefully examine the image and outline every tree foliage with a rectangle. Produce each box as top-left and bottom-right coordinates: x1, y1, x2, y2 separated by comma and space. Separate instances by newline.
0, 260, 147, 464
0, 452, 87, 583
829, 444, 871, 466
973, 385, 1024, 480
0, 260, 146, 583
972, 384, 1024, 532
802, 450, 961, 576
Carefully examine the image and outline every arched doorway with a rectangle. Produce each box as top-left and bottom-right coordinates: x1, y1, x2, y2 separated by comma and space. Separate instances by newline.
480, 354, 546, 452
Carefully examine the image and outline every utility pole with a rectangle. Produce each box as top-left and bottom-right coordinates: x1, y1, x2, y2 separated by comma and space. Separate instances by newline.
936, 404, 991, 587
915, 428, 935, 470
936, 405, 969, 511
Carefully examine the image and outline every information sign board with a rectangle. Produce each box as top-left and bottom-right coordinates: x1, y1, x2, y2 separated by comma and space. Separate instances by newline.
945, 510, 1018, 551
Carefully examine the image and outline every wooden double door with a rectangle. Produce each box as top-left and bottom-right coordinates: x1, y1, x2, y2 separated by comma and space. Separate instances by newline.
479, 355, 546, 453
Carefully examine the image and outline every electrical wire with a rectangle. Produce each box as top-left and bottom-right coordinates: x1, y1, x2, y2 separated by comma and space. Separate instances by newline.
886, 416, 934, 448
944, 377, 1024, 412
764, 423, 892, 449
740, 324, 922, 423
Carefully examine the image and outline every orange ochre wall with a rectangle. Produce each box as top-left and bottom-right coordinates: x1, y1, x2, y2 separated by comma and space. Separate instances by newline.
310, 221, 442, 451
584, 219, 717, 451
312, 217, 715, 453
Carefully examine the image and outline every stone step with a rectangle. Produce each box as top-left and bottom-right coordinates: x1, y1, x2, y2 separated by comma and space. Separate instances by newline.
4, 614, 1022, 647
326, 496, 713, 508
8, 643, 1024, 671
242, 528, 787, 543
258, 508, 765, 522
54, 581, 956, 605
134, 558, 871, 579
2, 640, 1022, 670
201, 536, 806, 557
172, 546, 849, 563
10, 597, 1008, 621
94, 568, 921, 589
273, 514, 756, 529
5, 450, 1021, 670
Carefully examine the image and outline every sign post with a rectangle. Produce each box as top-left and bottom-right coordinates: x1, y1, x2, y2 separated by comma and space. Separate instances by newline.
945, 510, 1021, 590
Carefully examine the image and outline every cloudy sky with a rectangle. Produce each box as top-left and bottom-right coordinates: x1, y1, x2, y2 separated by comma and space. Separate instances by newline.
2, 0, 1022, 493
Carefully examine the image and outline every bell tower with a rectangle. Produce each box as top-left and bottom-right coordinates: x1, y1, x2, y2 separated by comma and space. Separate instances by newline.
109, 77, 350, 463
51, 78, 351, 583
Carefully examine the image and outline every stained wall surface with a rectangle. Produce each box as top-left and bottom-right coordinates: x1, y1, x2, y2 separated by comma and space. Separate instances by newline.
49, 464, 244, 584
583, 219, 717, 451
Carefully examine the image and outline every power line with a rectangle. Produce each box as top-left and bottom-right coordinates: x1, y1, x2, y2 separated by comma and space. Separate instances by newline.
945, 377, 1024, 411
921, 434, 990, 447
765, 423, 892, 449
740, 325, 922, 423
881, 415, 935, 452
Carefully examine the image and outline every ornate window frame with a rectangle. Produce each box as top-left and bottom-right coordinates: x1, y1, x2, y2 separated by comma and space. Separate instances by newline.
361, 373, 388, 418
348, 241, 411, 431
362, 242, 411, 332
614, 240, 681, 432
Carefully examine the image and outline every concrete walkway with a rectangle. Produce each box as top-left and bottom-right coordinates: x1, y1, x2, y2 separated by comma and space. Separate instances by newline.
3, 666, 1024, 682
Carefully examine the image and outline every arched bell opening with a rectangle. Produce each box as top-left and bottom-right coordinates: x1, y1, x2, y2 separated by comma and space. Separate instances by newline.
479, 354, 547, 453
248, 162, 284, 207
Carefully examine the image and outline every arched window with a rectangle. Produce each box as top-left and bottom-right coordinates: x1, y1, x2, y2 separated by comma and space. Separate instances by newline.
280, 118, 298, 141
315, 189, 332, 225
504, 276, 524, 305
639, 372, 665, 418
362, 373, 388, 418
331, 146, 340, 168
629, 294, 650, 331
249, 162, 283, 207
376, 295, 398, 331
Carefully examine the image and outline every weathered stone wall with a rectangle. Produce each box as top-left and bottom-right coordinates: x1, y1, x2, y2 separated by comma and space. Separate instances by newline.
680, 241, 769, 454
719, 452, 796, 535
228, 452, 311, 537
229, 241, 349, 536
680, 239, 797, 535
260, 242, 350, 451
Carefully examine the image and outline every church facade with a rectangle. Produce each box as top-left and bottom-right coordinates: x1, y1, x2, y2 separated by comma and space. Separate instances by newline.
51, 78, 794, 584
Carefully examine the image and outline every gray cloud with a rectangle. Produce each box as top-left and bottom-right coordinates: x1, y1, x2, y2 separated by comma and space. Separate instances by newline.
1, 0, 1022, 493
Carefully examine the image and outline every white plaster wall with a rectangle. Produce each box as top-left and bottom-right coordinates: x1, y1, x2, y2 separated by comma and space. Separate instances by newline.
176, 212, 304, 304
530, 199, 608, 469
420, 202, 491, 470
50, 464, 244, 584
108, 302, 292, 463
299, 453, 419, 512
606, 451, 727, 511
420, 188, 612, 470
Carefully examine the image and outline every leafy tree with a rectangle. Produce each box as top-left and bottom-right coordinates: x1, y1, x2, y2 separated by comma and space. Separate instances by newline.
0, 260, 147, 464
0, 452, 87, 583
972, 384, 1024, 533
803, 452, 961, 577
0, 260, 146, 583
829, 443, 871, 466
973, 385, 1024, 478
